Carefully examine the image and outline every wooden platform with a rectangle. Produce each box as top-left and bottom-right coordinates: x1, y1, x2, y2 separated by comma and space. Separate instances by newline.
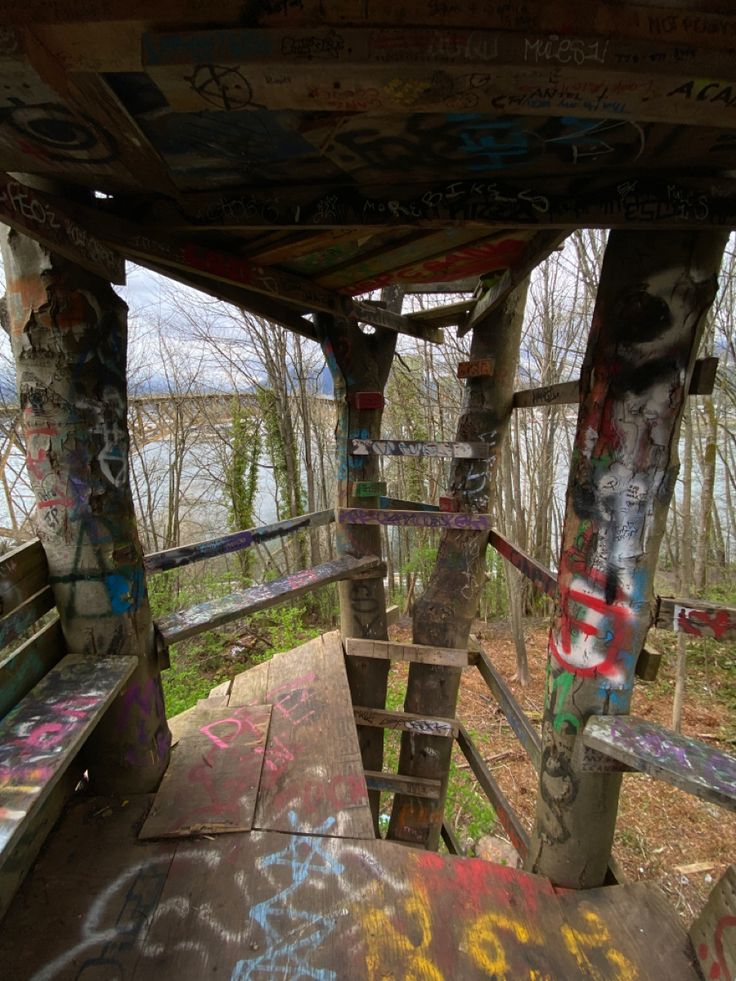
0, 790, 701, 979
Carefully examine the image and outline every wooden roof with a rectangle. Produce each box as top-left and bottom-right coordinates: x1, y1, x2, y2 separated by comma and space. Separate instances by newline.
0, 1, 735, 339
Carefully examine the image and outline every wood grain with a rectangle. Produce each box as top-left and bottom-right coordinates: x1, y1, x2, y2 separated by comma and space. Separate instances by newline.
140, 703, 272, 838
346, 636, 474, 667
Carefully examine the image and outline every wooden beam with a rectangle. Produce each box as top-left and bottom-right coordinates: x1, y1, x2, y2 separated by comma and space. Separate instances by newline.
379, 497, 440, 512
364, 770, 442, 800
345, 637, 476, 668
656, 595, 736, 643
339, 507, 493, 531
456, 724, 528, 860
440, 821, 463, 855
353, 705, 459, 738
512, 357, 718, 408
351, 438, 490, 458
475, 650, 542, 771
0, 618, 64, 720
170, 176, 736, 232
0, 539, 47, 619
156, 554, 384, 645
145, 508, 335, 574
0, 176, 124, 283
406, 299, 473, 329
459, 232, 566, 337
0, 586, 54, 652
581, 715, 736, 811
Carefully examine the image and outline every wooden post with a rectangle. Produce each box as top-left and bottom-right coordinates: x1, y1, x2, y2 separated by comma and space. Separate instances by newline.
527, 230, 728, 888
0, 226, 171, 794
388, 282, 528, 850
317, 307, 397, 831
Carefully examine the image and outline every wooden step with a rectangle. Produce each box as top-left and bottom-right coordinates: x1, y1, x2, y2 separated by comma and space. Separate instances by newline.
0, 654, 137, 860
350, 437, 491, 458
338, 507, 492, 531
156, 554, 383, 645
580, 715, 736, 810
345, 636, 476, 668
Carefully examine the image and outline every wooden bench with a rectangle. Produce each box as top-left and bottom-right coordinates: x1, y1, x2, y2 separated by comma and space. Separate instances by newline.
580, 715, 736, 810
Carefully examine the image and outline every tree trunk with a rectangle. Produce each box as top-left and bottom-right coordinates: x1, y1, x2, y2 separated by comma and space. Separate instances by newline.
1, 225, 171, 794
673, 402, 693, 732
317, 306, 398, 831
527, 229, 727, 889
388, 280, 528, 850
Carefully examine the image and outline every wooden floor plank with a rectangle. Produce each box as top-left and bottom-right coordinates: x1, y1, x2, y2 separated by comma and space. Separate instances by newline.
253, 632, 374, 839
0, 654, 137, 859
140, 704, 272, 839
0, 794, 177, 979
556, 881, 700, 980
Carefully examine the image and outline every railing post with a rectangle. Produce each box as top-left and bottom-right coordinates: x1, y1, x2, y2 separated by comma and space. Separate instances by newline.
527, 230, 728, 888
0, 225, 170, 794
388, 282, 528, 850
317, 309, 397, 831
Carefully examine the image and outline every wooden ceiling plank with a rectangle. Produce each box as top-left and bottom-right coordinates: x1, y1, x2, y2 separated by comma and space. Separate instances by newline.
140, 25, 736, 126
458, 230, 567, 337
0, 2, 734, 50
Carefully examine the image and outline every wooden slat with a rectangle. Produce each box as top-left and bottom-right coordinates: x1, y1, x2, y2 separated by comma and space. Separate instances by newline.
0, 539, 48, 619
0, 176, 124, 283
690, 865, 736, 981
475, 650, 542, 771
156, 555, 383, 645
0, 617, 65, 720
353, 705, 459, 738
346, 637, 475, 668
140, 704, 272, 838
253, 632, 374, 838
513, 356, 718, 407
581, 715, 736, 810
145, 508, 335, 574
0, 585, 54, 652
364, 770, 442, 800
656, 595, 736, 643
457, 724, 529, 860
0, 654, 137, 859
339, 507, 493, 531
351, 438, 490, 458
407, 298, 473, 328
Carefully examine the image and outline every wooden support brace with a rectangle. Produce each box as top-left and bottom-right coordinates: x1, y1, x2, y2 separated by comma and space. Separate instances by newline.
456, 724, 529, 860
364, 770, 442, 800
351, 438, 490, 459
339, 507, 493, 531
475, 650, 542, 771
379, 497, 440, 512
440, 822, 463, 855
353, 706, 459, 738
345, 637, 476, 668
635, 647, 663, 682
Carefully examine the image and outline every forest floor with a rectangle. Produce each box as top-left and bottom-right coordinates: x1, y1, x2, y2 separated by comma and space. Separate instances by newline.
385, 615, 736, 922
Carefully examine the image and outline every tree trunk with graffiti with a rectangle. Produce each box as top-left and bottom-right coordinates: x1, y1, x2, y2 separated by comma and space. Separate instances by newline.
527, 230, 728, 888
1, 226, 170, 794
317, 302, 398, 831
388, 281, 528, 850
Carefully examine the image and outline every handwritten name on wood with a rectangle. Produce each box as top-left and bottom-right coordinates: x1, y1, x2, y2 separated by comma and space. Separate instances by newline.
457, 358, 494, 379
351, 438, 490, 458
354, 706, 459, 737
339, 507, 493, 531
0, 178, 124, 284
